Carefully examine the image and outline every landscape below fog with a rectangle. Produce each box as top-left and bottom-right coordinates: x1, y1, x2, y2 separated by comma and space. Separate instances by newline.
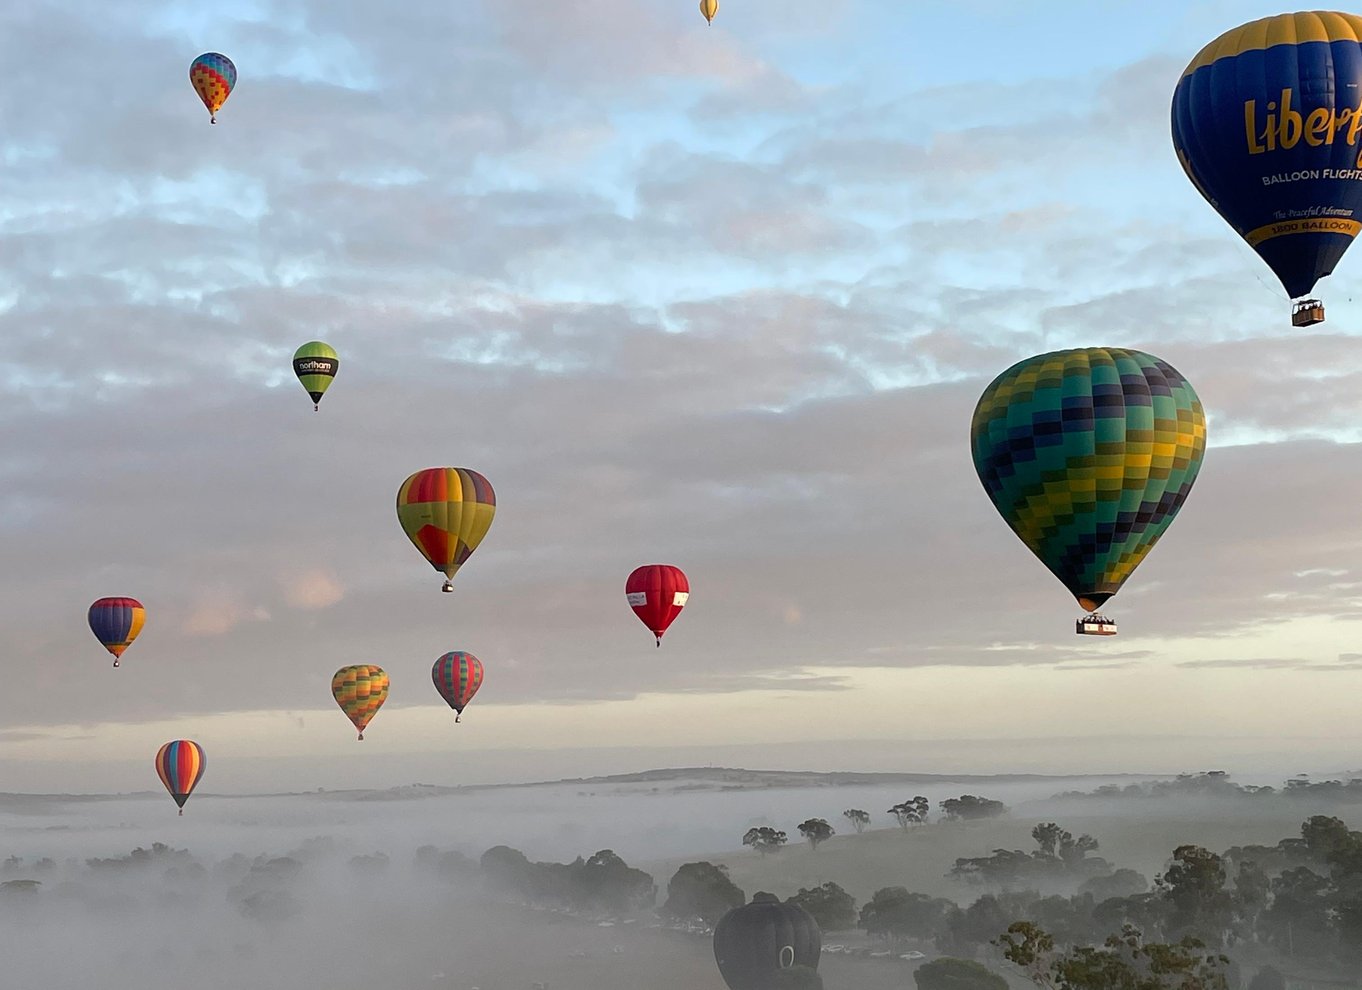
5, 766, 1362, 989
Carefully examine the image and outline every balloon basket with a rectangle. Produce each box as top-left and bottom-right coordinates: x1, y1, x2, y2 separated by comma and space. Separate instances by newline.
1292, 299, 1325, 327
441, 580, 455, 593
1075, 613, 1117, 636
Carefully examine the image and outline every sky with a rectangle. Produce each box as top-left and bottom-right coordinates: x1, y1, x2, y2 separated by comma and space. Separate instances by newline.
4, 0, 1362, 793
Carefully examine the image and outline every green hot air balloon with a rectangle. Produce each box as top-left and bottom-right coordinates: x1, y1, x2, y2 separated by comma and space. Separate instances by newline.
292, 341, 339, 411
970, 348, 1207, 636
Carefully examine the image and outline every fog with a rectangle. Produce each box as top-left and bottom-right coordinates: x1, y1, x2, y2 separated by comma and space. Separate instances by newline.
8, 768, 1358, 989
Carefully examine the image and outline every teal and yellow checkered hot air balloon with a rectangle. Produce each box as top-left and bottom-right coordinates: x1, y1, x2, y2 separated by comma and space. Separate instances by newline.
970, 348, 1207, 636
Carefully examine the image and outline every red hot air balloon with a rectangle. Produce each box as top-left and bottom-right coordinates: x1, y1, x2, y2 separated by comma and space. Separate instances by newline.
626, 564, 689, 646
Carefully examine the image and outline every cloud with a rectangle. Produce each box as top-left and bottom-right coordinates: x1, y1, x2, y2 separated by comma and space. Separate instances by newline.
281, 570, 345, 610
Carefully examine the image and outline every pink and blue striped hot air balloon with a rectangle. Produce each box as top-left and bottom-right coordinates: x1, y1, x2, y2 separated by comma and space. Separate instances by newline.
155, 740, 206, 816
432, 652, 484, 722
88, 597, 145, 668
189, 52, 236, 124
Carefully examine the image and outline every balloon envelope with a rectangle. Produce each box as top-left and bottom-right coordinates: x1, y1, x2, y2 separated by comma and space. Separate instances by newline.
332, 664, 389, 740
970, 348, 1206, 614
713, 893, 821, 990
293, 341, 339, 410
1172, 12, 1362, 299
432, 652, 483, 716
155, 740, 206, 812
700, 0, 718, 24
189, 52, 236, 122
626, 564, 689, 645
88, 597, 145, 666
396, 468, 496, 590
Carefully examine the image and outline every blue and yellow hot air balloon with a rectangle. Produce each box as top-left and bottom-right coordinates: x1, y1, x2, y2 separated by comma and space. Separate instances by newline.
89, 597, 145, 668
1172, 12, 1362, 326
970, 348, 1207, 636
190, 53, 236, 124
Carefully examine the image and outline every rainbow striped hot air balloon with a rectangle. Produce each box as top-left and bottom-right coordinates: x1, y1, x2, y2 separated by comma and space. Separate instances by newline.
189, 52, 236, 124
88, 597, 145, 667
432, 651, 483, 722
155, 740, 206, 816
332, 664, 389, 740
396, 468, 497, 592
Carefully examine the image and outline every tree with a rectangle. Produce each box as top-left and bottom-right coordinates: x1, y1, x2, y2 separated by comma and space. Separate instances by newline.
890, 796, 931, 828
1156, 846, 1233, 946
743, 827, 788, 856
859, 886, 955, 942
797, 819, 834, 850
940, 796, 1007, 822
999, 921, 1230, 990
843, 809, 871, 833
788, 882, 856, 931
661, 861, 744, 924
1079, 869, 1148, 902
913, 957, 1008, 990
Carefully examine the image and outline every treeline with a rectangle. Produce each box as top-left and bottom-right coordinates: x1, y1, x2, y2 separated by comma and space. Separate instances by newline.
1055, 769, 1362, 804
742, 794, 1010, 854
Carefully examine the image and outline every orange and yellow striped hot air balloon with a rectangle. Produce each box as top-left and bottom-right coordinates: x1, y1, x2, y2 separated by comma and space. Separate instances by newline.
700, 0, 718, 25
396, 468, 497, 592
332, 664, 389, 740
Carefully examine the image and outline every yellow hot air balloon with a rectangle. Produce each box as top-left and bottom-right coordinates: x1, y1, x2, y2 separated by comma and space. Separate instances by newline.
395, 468, 497, 592
700, 0, 718, 24
332, 665, 389, 741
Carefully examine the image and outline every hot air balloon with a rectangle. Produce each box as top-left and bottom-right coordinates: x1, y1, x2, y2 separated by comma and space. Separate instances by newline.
700, 0, 718, 25
332, 664, 389, 740
293, 341, 339, 411
970, 348, 1206, 636
432, 651, 483, 722
155, 740, 206, 816
1172, 12, 1362, 326
88, 597, 145, 667
713, 893, 821, 990
396, 468, 496, 592
626, 564, 689, 646
189, 53, 236, 124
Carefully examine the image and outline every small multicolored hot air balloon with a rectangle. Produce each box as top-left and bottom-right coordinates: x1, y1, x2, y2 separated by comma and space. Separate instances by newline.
432, 651, 483, 722
293, 341, 339, 411
1172, 12, 1362, 326
332, 664, 389, 740
700, 0, 719, 25
88, 597, 145, 667
970, 347, 1207, 635
396, 468, 497, 593
155, 740, 206, 816
189, 53, 236, 124
626, 564, 689, 646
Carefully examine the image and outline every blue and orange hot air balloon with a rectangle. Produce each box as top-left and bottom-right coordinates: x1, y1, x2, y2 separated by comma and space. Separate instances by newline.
626, 564, 689, 646
432, 651, 484, 722
396, 468, 497, 592
89, 597, 145, 667
1172, 12, 1362, 326
190, 52, 236, 124
155, 740, 206, 816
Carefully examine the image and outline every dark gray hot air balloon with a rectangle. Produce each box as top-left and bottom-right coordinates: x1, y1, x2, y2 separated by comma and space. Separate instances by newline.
713, 892, 821, 990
